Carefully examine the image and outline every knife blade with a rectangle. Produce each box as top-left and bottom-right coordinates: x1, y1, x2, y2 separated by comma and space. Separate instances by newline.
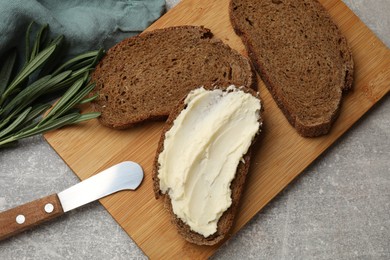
0, 161, 143, 241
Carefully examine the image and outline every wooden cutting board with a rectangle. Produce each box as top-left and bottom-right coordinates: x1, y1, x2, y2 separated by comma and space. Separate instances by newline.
44, 0, 390, 258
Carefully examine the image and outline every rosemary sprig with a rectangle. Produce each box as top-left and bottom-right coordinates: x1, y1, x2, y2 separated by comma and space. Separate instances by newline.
0, 21, 104, 148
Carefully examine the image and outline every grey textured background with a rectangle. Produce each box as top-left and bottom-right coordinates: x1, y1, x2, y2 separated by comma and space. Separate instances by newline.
1, 0, 389, 259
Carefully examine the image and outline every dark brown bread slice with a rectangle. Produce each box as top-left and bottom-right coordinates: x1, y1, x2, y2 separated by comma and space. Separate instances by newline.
230, 0, 354, 137
152, 86, 262, 245
90, 26, 255, 129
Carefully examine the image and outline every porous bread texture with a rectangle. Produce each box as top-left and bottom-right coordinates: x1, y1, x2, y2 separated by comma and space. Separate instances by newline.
90, 26, 256, 129
230, 0, 354, 137
152, 86, 262, 245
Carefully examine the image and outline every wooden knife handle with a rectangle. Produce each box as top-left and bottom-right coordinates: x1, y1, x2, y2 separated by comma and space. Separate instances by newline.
0, 193, 64, 241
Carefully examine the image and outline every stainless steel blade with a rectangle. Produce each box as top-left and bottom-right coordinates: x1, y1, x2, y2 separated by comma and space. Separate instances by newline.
57, 161, 143, 212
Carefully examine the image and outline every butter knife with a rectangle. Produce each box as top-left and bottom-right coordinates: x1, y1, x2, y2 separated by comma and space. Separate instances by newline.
0, 161, 143, 241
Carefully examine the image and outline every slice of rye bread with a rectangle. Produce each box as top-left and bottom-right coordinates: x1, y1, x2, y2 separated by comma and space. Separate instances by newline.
229, 0, 354, 137
152, 86, 262, 245
89, 26, 256, 129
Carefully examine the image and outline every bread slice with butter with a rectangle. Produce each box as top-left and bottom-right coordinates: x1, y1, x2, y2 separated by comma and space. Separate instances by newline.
230, 0, 354, 137
152, 86, 262, 245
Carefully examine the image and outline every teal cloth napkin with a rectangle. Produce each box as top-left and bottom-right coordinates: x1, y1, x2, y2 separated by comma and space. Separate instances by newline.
0, 0, 166, 57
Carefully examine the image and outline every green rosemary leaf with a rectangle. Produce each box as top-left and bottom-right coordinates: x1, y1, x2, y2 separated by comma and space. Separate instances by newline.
51, 83, 95, 119
40, 78, 84, 124
78, 92, 99, 104
24, 21, 34, 65
52, 50, 101, 76
67, 57, 96, 71
24, 103, 52, 123
49, 34, 65, 48
36, 70, 72, 96
46, 70, 72, 86
39, 35, 65, 76
43, 72, 84, 95
0, 107, 31, 139
0, 114, 12, 130
0, 108, 19, 130
85, 48, 105, 68
44, 69, 91, 96
0, 44, 56, 104
72, 112, 100, 124
16, 44, 56, 85
30, 23, 48, 61
71, 67, 93, 79
0, 49, 17, 96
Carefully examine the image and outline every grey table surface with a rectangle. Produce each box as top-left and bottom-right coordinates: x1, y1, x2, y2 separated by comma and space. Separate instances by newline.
1, 0, 389, 259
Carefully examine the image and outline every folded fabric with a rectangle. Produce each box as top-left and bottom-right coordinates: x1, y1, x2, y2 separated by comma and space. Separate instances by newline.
0, 0, 166, 57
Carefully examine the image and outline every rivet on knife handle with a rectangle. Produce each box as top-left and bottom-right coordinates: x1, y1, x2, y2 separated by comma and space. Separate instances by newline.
0, 194, 64, 240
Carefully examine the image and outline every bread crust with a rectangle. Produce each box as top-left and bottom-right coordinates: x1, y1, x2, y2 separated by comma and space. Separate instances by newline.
229, 0, 354, 137
152, 86, 262, 245
90, 26, 256, 129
